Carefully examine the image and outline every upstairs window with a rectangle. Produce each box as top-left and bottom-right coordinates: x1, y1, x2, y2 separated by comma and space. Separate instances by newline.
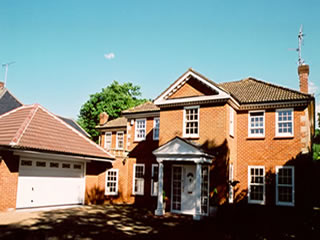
135, 119, 146, 141
105, 132, 112, 150
153, 118, 160, 140
184, 106, 199, 138
248, 111, 265, 137
229, 106, 234, 137
276, 109, 294, 137
105, 169, 119, 195
116, 131, 124, 149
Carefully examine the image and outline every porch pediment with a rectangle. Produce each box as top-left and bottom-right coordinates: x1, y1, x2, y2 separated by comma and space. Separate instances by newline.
153, 137, 214, 163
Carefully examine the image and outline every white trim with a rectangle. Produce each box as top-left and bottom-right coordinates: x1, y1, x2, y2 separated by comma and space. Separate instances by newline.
116, 131, 124, 150
276, 166, 295, 206
183, 106, 200, 138
228, 163, 234, 203
229, 106, 234, 137
248, 165, 265, 205
151, 164, 159, 196
154, 70, 231, 106
132, 163, 145, 195
275, 108, 294, 137
105, 132, 112, 150
248, 110, 265, 138
14, 150, 113, 163
153, 117, 160, 140
105, 169, 119, 196
134, 118, 146, 141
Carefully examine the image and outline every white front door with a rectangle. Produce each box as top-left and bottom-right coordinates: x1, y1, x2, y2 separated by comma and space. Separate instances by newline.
171, 165, 196, 215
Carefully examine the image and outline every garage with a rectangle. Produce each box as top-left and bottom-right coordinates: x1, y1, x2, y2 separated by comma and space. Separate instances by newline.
16, 158, 85, 209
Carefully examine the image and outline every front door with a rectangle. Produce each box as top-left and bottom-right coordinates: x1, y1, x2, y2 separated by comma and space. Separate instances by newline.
171, 165, 196, 215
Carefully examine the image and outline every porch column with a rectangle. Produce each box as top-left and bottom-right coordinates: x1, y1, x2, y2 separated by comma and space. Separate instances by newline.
155, 161, 164, 216
194, 162, 202, 220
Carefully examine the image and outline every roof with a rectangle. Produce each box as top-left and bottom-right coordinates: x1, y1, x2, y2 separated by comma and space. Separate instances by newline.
0, 88, 23, 115
58, 116, 90, 138
97, 116, 127, 129
122, 101, 159, 114
219, 77, 313, 104
0, 104, 114, 160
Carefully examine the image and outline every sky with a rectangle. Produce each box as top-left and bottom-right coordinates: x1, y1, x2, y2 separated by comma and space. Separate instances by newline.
0, 0, 319, 123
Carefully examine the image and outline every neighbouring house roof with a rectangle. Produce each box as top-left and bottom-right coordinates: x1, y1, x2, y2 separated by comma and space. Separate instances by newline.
0, 104, 114, 160
0, 88, 23, 115
219, 77, 313, 104
96, 116, 127, 129
122, 101, 160, 114
58, 116, 90, 138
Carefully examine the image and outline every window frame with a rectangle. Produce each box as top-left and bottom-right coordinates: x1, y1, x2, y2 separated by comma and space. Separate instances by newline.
135, 118, 147, 141
153, 117, 160, 140
183, 105, 200, 138
105, 169, 119, 196
116, 131, 124, 150
104, 132, 112, 150
151, 164, 159, 196
248, 166, 265, 205
275, 108, 294, 137
248, 110, 265, 138
132, 163, 145, 195
276, 166, 295, 206
229, 106, 234, 137
228, 163, 234, 203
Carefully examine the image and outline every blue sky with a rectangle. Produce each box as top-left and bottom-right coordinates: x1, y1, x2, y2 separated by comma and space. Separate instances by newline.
1, 0, 319, 122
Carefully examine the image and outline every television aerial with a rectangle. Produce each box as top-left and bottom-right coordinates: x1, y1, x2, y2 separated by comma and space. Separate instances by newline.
1, 61, 15, 87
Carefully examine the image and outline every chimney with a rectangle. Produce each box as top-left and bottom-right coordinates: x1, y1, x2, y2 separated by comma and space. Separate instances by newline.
298, 64, 309, 94
99, 112, 109, 125
0, 82, 4, 89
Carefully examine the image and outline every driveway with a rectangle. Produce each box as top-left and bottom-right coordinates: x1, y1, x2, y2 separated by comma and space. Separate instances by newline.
0, 205, 319, 239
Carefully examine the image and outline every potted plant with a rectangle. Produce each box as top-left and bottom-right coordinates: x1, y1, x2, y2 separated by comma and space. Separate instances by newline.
163, 190, 169, 211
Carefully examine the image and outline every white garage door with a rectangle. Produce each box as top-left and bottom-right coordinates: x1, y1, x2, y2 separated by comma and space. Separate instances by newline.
16, 158, 85, 209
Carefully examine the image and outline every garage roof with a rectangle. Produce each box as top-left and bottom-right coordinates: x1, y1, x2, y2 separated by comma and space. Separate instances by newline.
0, 104, 114, 160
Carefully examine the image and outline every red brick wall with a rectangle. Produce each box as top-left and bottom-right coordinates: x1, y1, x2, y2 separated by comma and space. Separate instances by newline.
0, 151, 19, 211
234, 107, 306, 204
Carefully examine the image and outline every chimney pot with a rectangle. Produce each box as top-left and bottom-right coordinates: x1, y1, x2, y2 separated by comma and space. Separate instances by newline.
0, 82, 4, 89
298, 64, 309, 94
99, 112, 109, 125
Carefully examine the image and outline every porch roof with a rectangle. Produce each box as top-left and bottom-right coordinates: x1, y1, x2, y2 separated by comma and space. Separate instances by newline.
152, 136, 215, 163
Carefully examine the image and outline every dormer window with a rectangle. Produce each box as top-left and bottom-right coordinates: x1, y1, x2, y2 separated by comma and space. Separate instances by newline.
135, 119, 146, 141
183, 106, 199, 138
248, 111, 265, 138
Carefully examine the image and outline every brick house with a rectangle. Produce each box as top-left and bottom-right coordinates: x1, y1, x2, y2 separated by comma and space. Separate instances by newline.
97, 65, 315, 220
0, 103, 114, 211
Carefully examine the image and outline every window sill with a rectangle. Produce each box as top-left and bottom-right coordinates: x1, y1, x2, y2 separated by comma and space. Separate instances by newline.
134, 139, 146, 143
273, 136, 294, 140
183, 136, 200, 140
246, 137, 265, 140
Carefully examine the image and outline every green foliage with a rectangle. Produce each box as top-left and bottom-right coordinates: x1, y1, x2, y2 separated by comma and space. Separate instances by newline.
314, 129, 320, 161
78, 81, 147, 142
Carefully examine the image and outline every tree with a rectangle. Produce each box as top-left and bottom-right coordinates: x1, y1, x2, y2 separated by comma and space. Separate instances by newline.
78, 81, 147, 142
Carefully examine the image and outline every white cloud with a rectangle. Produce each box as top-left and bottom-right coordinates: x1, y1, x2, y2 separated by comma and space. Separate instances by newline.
104, 52, 115, 60
309, 81, 318, 94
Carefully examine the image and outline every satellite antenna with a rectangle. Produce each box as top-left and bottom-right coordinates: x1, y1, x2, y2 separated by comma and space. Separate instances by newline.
1, 61, 15, 87
297, 25, 305, 65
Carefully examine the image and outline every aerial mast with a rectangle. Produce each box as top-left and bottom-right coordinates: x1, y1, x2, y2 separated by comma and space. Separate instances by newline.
2, 61, 15, 87
297, 25, 305, 65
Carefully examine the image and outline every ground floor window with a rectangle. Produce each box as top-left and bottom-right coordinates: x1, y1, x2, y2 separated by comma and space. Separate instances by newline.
105, 169, 119, 195
151, 164, 159, 196
248, 166, 265, 204
133, 164, 145, 195
276, 166, 294, 206
228, 163, 234, 203
201, 165, 209, 215
172, 166, 182, 211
